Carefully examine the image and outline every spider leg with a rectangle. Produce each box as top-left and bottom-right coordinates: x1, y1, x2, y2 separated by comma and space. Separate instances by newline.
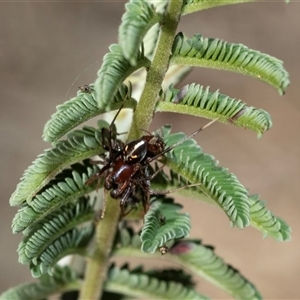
110, 177, 132, 199
145, 118, 218, 165
93, 189, 108, 223
119, 184, 134, 217
135, 163, 166, 182
141, 188, 150, 214
85, 164, 110, 186
89, 158, 107, 165
107, 105, 124, 151
133, 168, 151, 214
145, 182, 202, 195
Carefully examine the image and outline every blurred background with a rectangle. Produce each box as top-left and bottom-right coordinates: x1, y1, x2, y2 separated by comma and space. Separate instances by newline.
1, 1, 299, 299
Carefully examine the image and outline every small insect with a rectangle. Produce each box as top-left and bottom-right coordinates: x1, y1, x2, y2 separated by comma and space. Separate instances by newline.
86, 106, 217, 216
78, 84, 93, 93
159, 245, 169, 255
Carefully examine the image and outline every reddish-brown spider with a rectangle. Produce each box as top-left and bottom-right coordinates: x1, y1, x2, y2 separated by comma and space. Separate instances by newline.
86, 106, 216, 216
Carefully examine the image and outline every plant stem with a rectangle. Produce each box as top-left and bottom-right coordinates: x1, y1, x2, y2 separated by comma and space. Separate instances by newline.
127, 0, 184, 140
80, 1, 183, 299
79, 197, 120, 300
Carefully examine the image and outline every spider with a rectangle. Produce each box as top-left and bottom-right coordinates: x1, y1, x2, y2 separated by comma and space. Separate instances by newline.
86, 105, 216, 216
78, 84, 93, 93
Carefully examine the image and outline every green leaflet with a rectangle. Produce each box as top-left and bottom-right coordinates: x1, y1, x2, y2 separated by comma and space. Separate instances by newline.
105, 264, 209, 299
0, 265, 79, 300
119, 0, 162, 65
143, 22, 161, 59
18, 197, 95, 265
182, 0, 289, 14
95, 44, 150, 109
113, 230, 261, 299
151, 169, 291, 241
10, 124, 108, 206
171, 33, 290, 95
43, 83, 136, 144
119, 227, 142, 249
182, 0, 256, 14
157, 84, 272, 138
142, 1, 168, 60
145, 268, 195, 289
161, 127, 250, 228
151, 167, 211, 202
152, 168, 291, 240
30, 225, 94, 278
170, 240, 262, 300
12, 162, 100, 233
140, 198, 191, 253
249, 195, 291, 241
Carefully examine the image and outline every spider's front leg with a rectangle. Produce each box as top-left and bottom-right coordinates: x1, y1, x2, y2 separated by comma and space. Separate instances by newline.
119, 184, 136, 217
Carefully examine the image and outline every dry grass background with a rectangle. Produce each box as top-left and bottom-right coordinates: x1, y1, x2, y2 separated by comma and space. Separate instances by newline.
0, 1, 299, 299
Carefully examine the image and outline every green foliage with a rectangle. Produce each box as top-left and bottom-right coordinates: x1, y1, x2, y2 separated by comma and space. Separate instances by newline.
158, 83, 272, 138
170, 240, 262, 300
0, 265, 80, 300
182, 0, 290, 14
7, 0, 292, 299
182, 0, 256, 14
114, 229, 262, 299
43, 83, 136, 144
30, 225, 94, 278
95, 44, 150, 109
150, 169, 291, 241
17, 197, 95, 265
105, 264, 209, 299
249, 195, 291, 241
12, 162, 99, 233
162, 127, 251, 228
171, 33, 289, 95
141, 197, 191, 253
119, 0, 163, 65
10, 124, 109, 206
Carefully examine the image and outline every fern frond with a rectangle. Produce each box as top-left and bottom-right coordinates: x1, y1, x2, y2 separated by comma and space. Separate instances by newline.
43, 83, 136, 144
249, 195, 291, 241
12, 162, 100, 233
151, 167, 207, 200
113, 232, 260, 299
105, 264, 209, 299
0, 265, 80, 300
145, 268, 195, 288
143, 2, 168, 60
151, 170, 291, 241
170, 240, 262, 300
18, 197, 95, 265
161, 128, 250, 228
140, 198, 190, 253
95, 44, 150, 109
158, 84, 272, 138
119, 227, 142, 249
10, 124, 107, 206
171, 33, 290, 95
182, 0, 255, 15
143, 23, 160, 59
29, 225, 94, 278
119, 0, 162, 65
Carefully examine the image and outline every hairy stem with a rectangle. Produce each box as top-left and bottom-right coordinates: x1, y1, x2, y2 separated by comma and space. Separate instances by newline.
79, 197, 120, 300
127, 0, 184, 140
